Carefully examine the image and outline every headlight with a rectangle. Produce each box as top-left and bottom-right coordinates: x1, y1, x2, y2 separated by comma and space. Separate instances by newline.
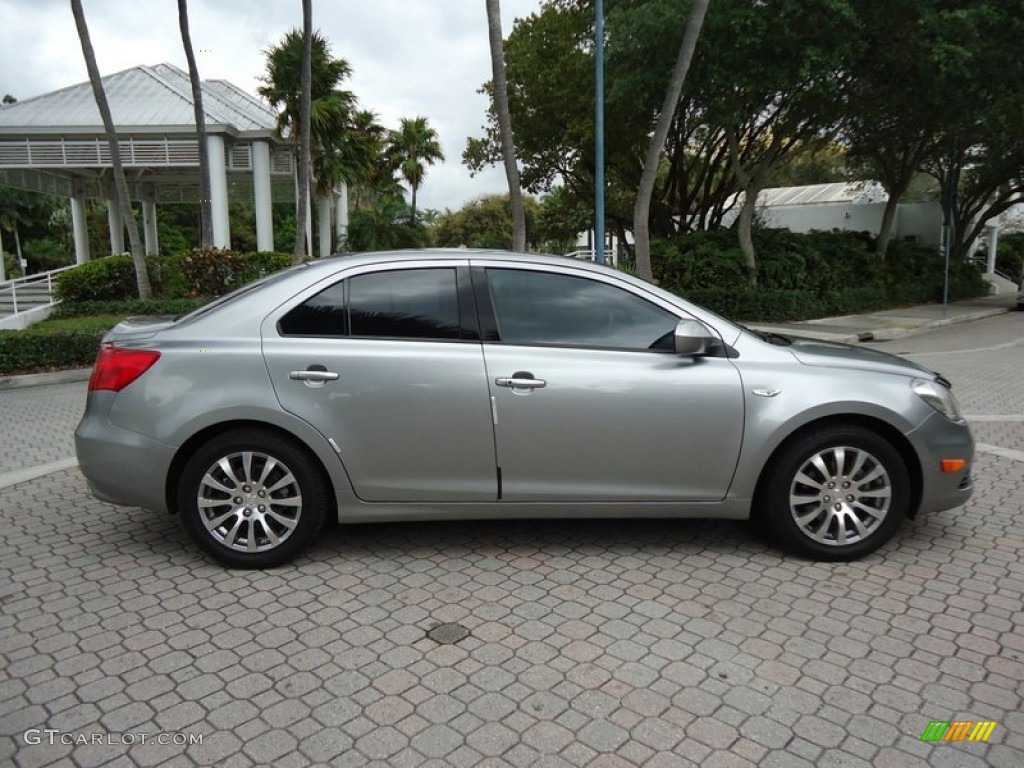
912, 378, 963, 422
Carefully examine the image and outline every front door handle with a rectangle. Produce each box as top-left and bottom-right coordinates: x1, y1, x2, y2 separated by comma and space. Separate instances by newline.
495, 371, 546, 390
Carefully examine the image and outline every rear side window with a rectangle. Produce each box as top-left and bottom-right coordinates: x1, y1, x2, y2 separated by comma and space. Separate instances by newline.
278, 282, 348, 336
279, 268, 462, 340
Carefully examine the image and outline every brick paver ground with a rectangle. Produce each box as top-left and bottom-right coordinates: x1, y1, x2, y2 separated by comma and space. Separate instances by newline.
1, 316, 1022, 767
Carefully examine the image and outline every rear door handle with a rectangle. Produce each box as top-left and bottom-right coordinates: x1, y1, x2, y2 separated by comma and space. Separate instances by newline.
289, 369, 339, 382
495, 371, 546, 390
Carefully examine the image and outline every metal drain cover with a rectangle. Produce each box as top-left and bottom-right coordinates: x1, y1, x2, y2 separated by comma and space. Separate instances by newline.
427, 622, 470, 644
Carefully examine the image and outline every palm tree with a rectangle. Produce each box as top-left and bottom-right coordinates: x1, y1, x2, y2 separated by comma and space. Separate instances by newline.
177, 0, 213, 247
293, 0, 313, 264
486, 0, 526, 251
388, 116, 445, 224
70, 0, 151, 297
260, 28, 361, 261
632, 0, 710, 281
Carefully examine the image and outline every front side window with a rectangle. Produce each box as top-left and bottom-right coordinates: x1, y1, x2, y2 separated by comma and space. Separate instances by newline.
486, 268, 679, 351
279, 268, 462, 340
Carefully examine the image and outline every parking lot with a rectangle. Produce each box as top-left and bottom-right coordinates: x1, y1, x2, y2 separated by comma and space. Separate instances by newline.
2, 314, 1023, 768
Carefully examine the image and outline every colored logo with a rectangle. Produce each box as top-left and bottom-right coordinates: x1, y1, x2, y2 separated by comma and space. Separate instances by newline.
920, 720, 997, 743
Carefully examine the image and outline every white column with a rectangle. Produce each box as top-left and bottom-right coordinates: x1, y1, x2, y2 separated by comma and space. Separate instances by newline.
252, 140, 274, 251
207, 133, 231, 248
142, 187, 159, 255
71, 184, 91, 264
107, 199, 125, 254
985, 223, 999, 276
335, 183, 349, 251
318, 195, 332, 258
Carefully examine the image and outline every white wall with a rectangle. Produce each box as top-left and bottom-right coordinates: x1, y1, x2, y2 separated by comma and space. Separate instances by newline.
758, 201, 886, 237
724, 199, 943, 249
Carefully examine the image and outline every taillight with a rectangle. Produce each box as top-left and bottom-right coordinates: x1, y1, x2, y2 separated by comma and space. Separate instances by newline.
88, 343, 161, 392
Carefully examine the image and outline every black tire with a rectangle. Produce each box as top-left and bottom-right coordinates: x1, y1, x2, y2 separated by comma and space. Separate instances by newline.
762, 425, 909, 561
178, 429, 330, 569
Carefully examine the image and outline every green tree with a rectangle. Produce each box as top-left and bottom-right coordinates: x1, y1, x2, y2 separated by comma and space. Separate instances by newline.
388, 117, 445, 224
920, 1, 1024, 262
695, 0, 859, 281
432, 194, 539, 250
70, 0, 151, 297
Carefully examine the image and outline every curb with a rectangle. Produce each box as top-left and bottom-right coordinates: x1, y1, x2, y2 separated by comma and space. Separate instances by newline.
0, 368, 92, 391
751, 305, 1011, 344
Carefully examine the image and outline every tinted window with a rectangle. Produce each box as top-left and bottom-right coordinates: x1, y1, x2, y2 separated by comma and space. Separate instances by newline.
279, 281, 348, 336
487, 269, 678, 350
350, 268, 461, 339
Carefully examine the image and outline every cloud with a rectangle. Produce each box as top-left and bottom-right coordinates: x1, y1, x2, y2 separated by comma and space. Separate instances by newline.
0, 0, 543, 212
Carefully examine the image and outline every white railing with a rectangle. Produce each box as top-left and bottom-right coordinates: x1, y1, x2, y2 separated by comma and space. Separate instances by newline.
0, 264, 76, 316
968, 255, 1013, 282
565, 249, 617, 266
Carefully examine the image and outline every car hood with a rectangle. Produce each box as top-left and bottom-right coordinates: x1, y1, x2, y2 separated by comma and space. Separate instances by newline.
103, 316, 178, 343
786, 336, 934, 378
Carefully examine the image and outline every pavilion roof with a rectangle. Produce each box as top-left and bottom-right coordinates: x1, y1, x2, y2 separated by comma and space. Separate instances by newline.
0, 63, 279, 137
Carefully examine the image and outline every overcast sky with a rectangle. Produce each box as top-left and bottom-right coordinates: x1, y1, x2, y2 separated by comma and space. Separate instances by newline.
0, 0, 543, 212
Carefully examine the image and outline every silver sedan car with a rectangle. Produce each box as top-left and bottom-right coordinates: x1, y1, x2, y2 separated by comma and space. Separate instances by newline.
75, 250, 974, 568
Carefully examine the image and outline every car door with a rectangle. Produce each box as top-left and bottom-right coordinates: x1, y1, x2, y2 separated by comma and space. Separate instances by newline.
477, 264, 744, 502
262, 262, 497, 502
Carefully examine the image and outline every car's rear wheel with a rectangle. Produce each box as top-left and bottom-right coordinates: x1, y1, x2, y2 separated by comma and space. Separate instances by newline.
763, 425, 909, 560
178, 429, 330, 568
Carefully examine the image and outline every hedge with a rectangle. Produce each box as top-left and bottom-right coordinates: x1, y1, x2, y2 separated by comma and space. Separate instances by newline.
654, 229, 989, 321
0, 316, 120, 376
54, 248, 293, 303
52, 298, 207, 319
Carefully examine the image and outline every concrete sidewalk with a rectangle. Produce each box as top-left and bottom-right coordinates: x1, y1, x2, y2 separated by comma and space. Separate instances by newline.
747, 293, 1017, 343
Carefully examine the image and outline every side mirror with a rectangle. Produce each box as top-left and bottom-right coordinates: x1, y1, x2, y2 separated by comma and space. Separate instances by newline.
674, 318, 713, 356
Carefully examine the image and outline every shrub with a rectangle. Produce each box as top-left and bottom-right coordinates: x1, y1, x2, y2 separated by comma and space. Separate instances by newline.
176, 248, 292, 297
54, 255, 139, 302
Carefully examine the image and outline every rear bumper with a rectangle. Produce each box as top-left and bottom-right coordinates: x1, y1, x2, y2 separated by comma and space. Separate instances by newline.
907, 411, 974, 516
75, 394, 174, 514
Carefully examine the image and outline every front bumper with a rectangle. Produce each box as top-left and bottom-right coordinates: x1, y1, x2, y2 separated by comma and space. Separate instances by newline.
907, 410, 974, 516
75, 393, 174, 514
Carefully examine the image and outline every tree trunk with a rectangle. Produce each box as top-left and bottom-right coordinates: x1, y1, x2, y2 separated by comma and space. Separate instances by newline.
177, 0, 213, 248
737, 187, 759, 285
410, 185, 417, 225
293, 0, 313, 264
633, 0, 710, 281
875, 194, 901, 260
71, 0, 152, 298
486, 0, 526, 252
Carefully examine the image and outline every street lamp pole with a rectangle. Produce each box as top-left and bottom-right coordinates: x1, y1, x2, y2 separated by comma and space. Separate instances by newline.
594, 0, 605, 265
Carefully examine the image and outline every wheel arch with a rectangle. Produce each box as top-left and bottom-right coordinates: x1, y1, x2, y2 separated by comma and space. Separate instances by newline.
751, 414, 923, 523
165, 419, 339, 522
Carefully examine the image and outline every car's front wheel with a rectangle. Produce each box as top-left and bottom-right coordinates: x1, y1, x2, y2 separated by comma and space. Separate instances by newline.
763, 425, 910, 560
178, 429, 330, 568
